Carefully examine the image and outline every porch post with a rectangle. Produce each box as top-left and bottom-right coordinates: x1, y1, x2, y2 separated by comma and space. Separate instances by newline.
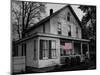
37, 37, 40, 63
87, 43, 90, 59
72, 41, 75, 55
81, 42, 83, 55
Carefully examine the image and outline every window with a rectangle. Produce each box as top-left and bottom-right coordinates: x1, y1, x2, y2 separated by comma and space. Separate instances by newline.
18, 45, 22, 56
68, 25, 71, 36
57, 22, 62, 35
13, 45, 18, 56
40, 40, 49, 59
60, 42, 73, 56
76, 27, 78, 37
51, 40, 56, 58
43, 24, 45, 33
74, 42, 81, 54
40, 40, 56, 59
82, 43, 88, 55
67, 12, 70, 21
13, 44, 26, 57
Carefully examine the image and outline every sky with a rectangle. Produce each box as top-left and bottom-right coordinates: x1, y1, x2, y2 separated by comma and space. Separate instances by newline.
45, 3, 86, 21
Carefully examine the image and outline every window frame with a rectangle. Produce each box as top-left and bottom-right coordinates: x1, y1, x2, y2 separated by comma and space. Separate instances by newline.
43, 24, 45, 33
40, 40, 49, 60
50, 40, 56, 58
60, 44, 73, 56
74, 41, 81, 55
40, 40, 57, 60
57, 22, 62, 35
68, 25, 71, 36
13, 45, 18, 56
60, 40, 73, 56
76, 27, 79, 38
67, 12, 70, 21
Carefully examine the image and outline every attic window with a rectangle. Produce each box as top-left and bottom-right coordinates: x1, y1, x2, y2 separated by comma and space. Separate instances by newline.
67, 12, 70, 21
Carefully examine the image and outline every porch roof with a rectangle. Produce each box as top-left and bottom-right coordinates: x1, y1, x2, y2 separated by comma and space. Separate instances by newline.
15, 32, 90, 44
37, 32, 90, 41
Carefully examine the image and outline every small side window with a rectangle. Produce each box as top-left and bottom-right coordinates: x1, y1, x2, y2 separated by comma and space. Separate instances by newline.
76, 27, 78, 37
67, 12, 70, 21
43, 24, 45, 33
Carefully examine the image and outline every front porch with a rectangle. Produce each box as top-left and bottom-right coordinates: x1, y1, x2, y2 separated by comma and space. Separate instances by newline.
30, 33, 90, 68
12, 32, 90, 73
60, 39, 89, 65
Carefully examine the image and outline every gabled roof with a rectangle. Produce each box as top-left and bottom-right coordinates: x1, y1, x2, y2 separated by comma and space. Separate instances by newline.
25, 5, 82, 33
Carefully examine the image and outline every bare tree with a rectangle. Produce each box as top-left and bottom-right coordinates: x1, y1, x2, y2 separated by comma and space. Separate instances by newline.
11, 0, 46, 40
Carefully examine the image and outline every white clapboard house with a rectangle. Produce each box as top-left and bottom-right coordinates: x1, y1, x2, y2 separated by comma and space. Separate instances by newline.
13, 5, 90, 72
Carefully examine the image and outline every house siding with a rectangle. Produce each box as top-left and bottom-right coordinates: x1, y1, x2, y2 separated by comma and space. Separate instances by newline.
25, 7, 82, 39
50, 7, 82, 38
26, 21, 50, 36
26, 38, 38, 68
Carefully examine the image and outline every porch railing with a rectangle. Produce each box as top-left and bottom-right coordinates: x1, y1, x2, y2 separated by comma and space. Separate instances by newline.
12, 56, 25, 73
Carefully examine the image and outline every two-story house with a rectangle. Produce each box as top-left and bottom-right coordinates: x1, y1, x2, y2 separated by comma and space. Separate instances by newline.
13, 5, 90, 72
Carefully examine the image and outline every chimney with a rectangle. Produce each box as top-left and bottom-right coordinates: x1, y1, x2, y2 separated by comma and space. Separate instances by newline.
50, 9, 53, 16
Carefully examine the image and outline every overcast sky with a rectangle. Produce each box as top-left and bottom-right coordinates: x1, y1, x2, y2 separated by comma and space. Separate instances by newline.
45, 3, 85, 21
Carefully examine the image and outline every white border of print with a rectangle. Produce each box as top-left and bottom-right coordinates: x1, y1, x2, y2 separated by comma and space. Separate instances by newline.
0, 0, 99, 75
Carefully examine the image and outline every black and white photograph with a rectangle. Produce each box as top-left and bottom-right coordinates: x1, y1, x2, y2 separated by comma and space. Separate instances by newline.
11, 0, 96, 74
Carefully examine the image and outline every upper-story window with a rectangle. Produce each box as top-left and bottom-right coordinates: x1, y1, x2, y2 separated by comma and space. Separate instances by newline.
68, 25, 71, 36
43, 24, 45, 33
67, 12, 71, 21
57, 22, 62, 35
76, 27, 78, 37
